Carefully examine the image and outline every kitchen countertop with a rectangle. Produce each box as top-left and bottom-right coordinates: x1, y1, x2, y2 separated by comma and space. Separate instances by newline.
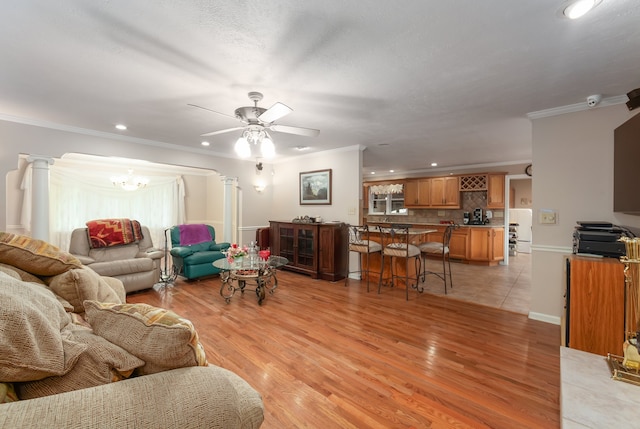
561, 347, 640, 428
366, 221, 503, 229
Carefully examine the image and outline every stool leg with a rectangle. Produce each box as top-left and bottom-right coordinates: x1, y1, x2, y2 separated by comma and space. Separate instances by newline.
442, 252, 447, 294
447, 253, 453, 290
378, 253, 384, 294
364, 252, 370, 292
405, 256, 409, 301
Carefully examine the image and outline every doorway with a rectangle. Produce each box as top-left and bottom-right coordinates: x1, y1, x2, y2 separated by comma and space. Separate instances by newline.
503, 174, 532, 266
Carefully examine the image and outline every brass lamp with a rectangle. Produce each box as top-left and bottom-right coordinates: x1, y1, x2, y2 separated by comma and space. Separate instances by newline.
620, 237, 640, 369
609, 237, 640, 384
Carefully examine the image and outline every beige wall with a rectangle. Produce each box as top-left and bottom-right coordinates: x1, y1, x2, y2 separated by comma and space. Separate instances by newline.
530, 104, 640, 323
271, 145, 363, 225
510, 179, 532, 208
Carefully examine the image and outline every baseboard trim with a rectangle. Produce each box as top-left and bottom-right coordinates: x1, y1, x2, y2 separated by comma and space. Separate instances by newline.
529, 311, 561, 325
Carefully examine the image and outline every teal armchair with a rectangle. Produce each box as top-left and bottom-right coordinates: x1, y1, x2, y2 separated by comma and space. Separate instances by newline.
169, 225, 230, 280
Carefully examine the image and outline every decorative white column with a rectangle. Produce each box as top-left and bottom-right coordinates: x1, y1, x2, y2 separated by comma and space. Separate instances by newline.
221, 176, 236, 243
26, 155, 54, 241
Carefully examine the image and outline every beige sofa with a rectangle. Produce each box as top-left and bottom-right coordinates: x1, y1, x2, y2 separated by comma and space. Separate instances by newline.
69, 225, 163, 293
0, 232, 264, 428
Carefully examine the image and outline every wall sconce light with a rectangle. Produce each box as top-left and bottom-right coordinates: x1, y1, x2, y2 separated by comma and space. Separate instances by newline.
254, 180, 266, 193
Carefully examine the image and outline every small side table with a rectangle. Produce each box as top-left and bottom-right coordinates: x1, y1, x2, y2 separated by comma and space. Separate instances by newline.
213, 256, 288, 305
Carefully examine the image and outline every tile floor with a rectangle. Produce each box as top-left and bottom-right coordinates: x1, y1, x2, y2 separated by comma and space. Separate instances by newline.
420, 252, 531, 314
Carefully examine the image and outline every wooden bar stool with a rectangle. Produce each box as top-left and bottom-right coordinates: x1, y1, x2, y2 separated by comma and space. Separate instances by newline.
345, 224, 382, 292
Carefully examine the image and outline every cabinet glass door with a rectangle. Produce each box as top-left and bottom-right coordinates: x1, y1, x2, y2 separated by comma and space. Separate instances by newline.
296, 227, 315, 269
279, 226, 295, 261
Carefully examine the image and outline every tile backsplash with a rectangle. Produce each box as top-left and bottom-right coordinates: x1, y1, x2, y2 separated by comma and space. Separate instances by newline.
366, 191, 504, 226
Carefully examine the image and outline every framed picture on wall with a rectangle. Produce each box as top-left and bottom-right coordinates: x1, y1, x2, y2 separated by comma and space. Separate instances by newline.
299, 169, 332, 205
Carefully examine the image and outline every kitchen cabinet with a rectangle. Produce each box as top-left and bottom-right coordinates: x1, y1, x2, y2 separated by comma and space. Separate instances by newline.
449, 227, 469, 259
430, 176, 460, 208
405, 176, 460, 208
468, 227, 504, 265
565, 256, 625, 356
404, 179, 431, 207
270, 221, 347, 281
487, 174, 505, 208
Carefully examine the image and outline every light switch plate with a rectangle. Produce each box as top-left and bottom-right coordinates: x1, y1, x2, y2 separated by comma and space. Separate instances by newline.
538, 209, 558, 224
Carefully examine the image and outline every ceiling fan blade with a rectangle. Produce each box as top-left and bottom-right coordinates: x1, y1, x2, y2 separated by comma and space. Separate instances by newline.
258, 102, 292, 123
201, 127, 245, 137
270, 124, 320, 137
187, 103, 239, 122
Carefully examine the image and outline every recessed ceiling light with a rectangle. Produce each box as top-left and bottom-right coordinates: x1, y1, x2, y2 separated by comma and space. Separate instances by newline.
370, 172, 376, 175
563, 0, 601, 19
389, 169, 394, 173
295, 145, 310, 151
201, 141, 210, 147
115, 124, 127, 130
431, 162, 438, 167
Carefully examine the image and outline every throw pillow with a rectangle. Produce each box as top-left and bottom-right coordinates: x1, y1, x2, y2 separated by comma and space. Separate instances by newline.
0, 262, 45, 285
47, 266, 123, 313
0, 383, 18, 403
83, 300, 208, 375
0, 232, 81, 276
0, 272, 85, 382
16, 328, 144, 400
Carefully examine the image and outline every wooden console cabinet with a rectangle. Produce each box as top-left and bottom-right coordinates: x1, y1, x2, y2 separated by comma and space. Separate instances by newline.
565, 255, 625, 356
269, 221, 348, 281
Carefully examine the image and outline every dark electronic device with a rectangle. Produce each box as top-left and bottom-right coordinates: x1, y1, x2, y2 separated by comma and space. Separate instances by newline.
626, 88, 640, 111
573, 221, 634, 257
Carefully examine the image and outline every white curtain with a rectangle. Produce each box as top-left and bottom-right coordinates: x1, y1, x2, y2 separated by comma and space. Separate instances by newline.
370, 183, 404, 194
48, 165, 185, 252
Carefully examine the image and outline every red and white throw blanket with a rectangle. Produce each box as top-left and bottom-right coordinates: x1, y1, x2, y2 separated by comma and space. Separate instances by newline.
86, 219, 144, 248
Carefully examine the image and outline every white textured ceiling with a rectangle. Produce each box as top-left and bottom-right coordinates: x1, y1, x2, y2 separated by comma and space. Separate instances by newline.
1, 0, 639, 175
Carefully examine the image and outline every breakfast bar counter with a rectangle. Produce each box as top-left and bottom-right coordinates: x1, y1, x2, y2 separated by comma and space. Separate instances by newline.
364, 223, 504, 266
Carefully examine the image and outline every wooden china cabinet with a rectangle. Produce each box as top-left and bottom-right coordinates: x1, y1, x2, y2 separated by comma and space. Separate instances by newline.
269, 221, 348, 281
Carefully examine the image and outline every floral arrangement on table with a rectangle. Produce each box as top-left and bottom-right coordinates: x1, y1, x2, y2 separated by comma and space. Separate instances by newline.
223, 243, 248, 262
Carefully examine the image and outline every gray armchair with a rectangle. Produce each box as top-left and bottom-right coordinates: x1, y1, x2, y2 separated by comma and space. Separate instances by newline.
69, 225, 163, 293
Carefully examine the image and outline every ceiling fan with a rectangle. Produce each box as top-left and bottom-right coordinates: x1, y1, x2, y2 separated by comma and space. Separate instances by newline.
189, 91, 319, 158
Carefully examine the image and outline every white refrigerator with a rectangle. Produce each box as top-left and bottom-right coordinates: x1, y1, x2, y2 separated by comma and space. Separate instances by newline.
509, 209, 533, 253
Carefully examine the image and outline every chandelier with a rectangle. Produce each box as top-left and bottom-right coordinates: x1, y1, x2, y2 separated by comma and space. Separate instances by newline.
110, 169, 149, 191
234, 126, 275, 159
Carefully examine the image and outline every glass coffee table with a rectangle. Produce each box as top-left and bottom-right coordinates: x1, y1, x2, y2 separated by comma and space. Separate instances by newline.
213, 256, 288, 305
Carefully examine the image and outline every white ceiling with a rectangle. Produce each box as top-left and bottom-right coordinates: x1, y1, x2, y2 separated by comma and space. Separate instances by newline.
1, 1, 639, 176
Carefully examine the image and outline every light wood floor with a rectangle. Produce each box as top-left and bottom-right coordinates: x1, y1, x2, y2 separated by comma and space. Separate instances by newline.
128, 260, 559, 429
421, 252, 532, 314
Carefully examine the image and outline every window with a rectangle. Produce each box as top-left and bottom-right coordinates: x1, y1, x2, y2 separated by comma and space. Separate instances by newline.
368, 184, 407, 215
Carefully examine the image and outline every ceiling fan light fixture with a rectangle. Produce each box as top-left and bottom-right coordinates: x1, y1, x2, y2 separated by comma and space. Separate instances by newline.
563, 0, 600, 19
261, 137, 276, 159
258, 102, 292, 123
192, 91, 319, 160
235, 137, 251, 158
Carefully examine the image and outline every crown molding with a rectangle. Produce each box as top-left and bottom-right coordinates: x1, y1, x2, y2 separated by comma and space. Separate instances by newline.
527, 94, 629, 120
